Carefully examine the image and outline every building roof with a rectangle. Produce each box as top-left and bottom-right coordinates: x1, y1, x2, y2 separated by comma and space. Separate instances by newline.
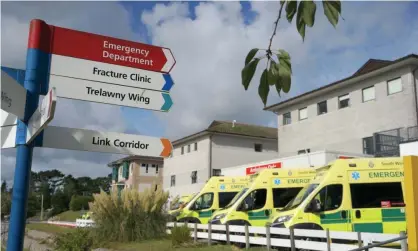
172, 120, 277, 146
107, 155, 164, 167
264, 53, 418, 112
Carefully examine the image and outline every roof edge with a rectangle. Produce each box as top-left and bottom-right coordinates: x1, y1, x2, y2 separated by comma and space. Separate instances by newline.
264, 54, 418, 112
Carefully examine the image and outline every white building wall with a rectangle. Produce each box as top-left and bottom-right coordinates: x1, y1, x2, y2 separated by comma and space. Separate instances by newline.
163, 136, 211, 197
400, 141, 418, 156
221, 150, 370, 177
276, 67, 418, 157
211, 134, 278, 169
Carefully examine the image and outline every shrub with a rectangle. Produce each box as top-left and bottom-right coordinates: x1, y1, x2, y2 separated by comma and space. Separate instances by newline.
53, 228, 93, 251
89, 183, 169, 243
69, 195, 93, 211
170, 224, 192, 247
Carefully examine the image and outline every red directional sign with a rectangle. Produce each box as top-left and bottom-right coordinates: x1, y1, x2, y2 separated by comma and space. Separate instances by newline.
28, 20, 176, 73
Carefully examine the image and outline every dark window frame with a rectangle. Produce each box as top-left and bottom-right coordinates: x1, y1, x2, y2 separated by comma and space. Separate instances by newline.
191, 171, 197, 184
254, 143, 263, 152
283, 112, 292, 125
338, 94, 350, 109
194, 142, 198, 151
170, 175, 176, 187
317, 100, 328, 115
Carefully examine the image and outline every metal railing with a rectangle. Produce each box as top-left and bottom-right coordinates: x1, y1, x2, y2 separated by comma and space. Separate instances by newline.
349, 231, 407, 251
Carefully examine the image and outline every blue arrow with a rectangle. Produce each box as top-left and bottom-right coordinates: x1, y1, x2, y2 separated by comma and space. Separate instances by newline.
162, 74, 174, 92
161, 93, 173, 112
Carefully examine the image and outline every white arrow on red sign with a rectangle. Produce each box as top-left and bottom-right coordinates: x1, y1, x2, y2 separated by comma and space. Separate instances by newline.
26, 87, 57, 144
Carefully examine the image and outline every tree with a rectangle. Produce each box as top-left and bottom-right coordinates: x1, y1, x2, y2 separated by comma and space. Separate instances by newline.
1, 180, 7, 193
241, 0, 343, 106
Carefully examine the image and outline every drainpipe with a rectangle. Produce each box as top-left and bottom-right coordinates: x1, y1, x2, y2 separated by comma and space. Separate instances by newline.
208, 135, 213, 179
413, 67, 418, 129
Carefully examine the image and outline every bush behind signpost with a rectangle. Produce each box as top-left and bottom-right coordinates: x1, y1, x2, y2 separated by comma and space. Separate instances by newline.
88, 186, 169, 243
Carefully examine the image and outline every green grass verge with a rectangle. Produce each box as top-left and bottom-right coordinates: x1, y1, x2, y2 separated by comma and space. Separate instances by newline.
54, 210, 85, 222
106, 239, 266, 251
26, 223, 76, 234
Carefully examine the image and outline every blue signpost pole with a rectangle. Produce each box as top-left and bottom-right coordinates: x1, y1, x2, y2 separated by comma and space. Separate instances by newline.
7, 20, 47, 251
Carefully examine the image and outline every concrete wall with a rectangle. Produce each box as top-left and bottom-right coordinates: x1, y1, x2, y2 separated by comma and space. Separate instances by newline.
276, 67, 418, 157
163, 135, 211, 197
211, 134, 278, 169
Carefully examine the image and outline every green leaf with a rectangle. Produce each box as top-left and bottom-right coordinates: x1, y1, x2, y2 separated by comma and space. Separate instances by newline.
323, 0, 341, 28
285, 0, 298, 23
296, 1, 306, 40
245, 48, 259, 66
302, 0, 316, 27
278, 50, 292, 74
259, 69, 270, 106
268, 61, 280, 86
277, 50, 292, 93
275, 80, 282, 97
241, 58, 260, 90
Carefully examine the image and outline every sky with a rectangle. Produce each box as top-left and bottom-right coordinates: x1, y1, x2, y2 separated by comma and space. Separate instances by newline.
1, 1, 418, 185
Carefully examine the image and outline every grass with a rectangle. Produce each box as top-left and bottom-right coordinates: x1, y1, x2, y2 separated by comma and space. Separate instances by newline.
26, 223, 76, 234
105, 239, 267, 251
54, 210, 85, 222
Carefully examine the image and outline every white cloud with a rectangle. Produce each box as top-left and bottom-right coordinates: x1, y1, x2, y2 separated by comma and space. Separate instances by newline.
141, 1, 418, 140
1, 1, 137, 183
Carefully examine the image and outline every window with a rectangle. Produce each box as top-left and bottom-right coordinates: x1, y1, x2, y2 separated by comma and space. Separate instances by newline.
350, 182, 404, 208
283, 112, 291, 125
155, 165, 159, 174
187, 144, 191, 153
191, 171, 197, 184
170, 175, 176, 187
311, 184, 343, 212
241, 189, 267, 211
193, 192, 214, 210
387, 78, 402, 95
273, 188, 302, 208
218, 192, 238, 208
141, 163, 149, 173
338, 94, 350, 109
254, 143, 263, 152
362, 86, 375, 102
194, 142, 198, 151
299, 107, 307, 120
362, 137, 374, 155
297, 149, 310, 155
212, 169, 222, 176
317, 101, 327, 115
181, 146, 184, 155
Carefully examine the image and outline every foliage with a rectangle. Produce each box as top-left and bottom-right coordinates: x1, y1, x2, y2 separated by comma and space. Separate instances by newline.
69, 195, 93, 211
1, 192, 11, 217
88, 185, 169, 243
170, 224, 192, 247
241, 0, 343, 106
27, 193, 40, 218
53, 228, 93, 251
51, 190, 70, 215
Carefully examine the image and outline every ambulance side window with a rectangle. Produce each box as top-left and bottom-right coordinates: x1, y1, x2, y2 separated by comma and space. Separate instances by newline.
219, 192, 238, 208
350, 182, 404, 208
193, 193, 214, 210
243, 189, 267, 210
312, 184, 343, 212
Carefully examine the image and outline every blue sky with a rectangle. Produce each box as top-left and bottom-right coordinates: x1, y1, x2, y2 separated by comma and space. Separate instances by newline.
1, 1, 418, 183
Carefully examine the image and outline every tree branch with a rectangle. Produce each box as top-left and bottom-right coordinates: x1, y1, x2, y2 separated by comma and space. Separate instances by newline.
267, 1, 286, 57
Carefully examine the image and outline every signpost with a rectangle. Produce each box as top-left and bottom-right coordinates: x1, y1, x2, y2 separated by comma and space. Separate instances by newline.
49, 55, 175, 91
38, 126, 172, 157
1, 110, 18, 127
26, 88, 57, 144
1, 70, 27, 120
7, 19, 176, 251
49, 75, 173, 111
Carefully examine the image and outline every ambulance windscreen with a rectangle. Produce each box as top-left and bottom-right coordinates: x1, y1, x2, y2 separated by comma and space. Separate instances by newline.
280, 183, 319, 212
223, 188, 248, 209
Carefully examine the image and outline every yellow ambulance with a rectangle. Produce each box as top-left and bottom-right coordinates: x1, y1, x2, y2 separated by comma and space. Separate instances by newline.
209, 168, 316, 227
168, 193, 197, 216
269, 157, 406, 234
174, 176, 250, 224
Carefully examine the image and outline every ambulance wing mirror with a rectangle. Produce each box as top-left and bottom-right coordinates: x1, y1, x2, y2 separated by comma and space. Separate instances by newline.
305, 199, 322, 213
